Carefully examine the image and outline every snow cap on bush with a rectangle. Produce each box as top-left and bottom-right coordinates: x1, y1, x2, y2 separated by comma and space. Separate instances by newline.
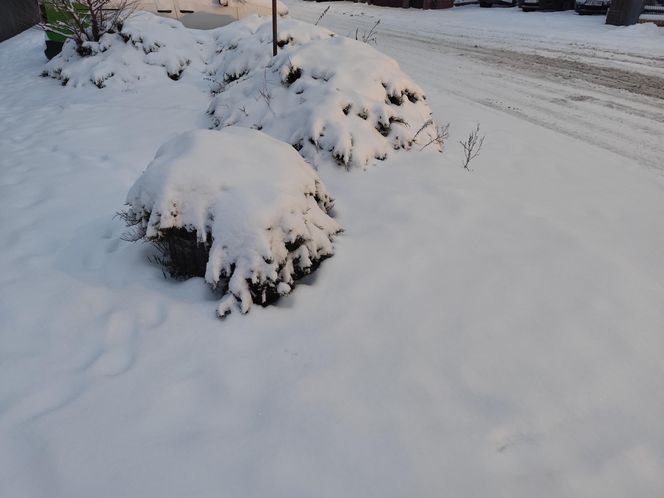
43, 12, 208, 88
207, 17, 438, 169
124, 128, 342, 317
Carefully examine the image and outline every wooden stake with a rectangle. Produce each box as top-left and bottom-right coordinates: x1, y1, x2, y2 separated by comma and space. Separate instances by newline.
272, 0, 277, 56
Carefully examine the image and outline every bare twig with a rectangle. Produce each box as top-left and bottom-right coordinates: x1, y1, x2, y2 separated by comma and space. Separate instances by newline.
258, 68, 275, 116
418, 121, 450, 151
459, 124, 485, 170
315, 6, 331, 26
355, 19, 380, 44
413, 119, 433, 141
41, 0, 137, 52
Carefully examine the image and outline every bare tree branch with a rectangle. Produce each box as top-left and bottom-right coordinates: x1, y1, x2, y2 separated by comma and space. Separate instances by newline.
314, 5, 330, 26
41, 0, 138, 52
355, 19, 380, 45
418, 121, 450, 152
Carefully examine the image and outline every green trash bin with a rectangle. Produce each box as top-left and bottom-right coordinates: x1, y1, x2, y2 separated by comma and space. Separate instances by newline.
43, 3, 88, 59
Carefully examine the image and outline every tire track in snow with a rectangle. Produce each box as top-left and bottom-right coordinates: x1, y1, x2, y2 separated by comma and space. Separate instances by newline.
379, 34, 664, 170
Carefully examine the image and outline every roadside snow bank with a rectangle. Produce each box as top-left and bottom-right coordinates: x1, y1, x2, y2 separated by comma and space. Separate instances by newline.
43, 13, 208, 88
124, 128, 341, 317
208, 17, 438, 169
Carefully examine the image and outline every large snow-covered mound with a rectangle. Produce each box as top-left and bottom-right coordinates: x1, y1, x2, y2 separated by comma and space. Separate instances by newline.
124, 128, 342, 317
43, 12, 209, 88
207, 18, 439, 169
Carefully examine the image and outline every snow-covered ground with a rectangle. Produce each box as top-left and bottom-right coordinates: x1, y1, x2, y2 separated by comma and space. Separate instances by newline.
1, 4, 664, 498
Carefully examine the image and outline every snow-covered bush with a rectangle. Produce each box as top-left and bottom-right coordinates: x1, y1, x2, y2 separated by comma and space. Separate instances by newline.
123, 128, 342, 317
43, 12, 208, 87
207, 18, 439, 169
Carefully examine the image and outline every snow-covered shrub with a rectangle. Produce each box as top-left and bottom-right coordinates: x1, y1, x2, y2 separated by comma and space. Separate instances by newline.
207, 18, 439, 169
43, 12, 208, 87
124, 128, 342, 317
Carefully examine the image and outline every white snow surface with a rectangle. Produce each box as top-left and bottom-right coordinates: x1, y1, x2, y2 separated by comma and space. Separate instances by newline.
125, 128, 340, 315
2, 5, 664, 498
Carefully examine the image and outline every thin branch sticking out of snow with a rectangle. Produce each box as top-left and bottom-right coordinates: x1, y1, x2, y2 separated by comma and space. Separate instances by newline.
460, 124, 485, 171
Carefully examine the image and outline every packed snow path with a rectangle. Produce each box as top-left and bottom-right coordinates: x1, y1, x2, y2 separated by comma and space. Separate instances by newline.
1, 6, 664, 498
288, 3, 664, 170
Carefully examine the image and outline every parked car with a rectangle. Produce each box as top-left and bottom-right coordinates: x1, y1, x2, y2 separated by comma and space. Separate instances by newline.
521, 0, 574, 11
479, 0, 517, 7
575, 0, 610, 14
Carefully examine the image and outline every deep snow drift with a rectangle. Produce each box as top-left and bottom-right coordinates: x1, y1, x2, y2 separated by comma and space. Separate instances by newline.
1, 5, 664, 498
125, 128, 341, 316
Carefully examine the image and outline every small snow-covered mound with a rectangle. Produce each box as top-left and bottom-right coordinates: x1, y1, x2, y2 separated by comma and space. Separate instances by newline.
124, 128, 342, 317
43, 12, 208, 88
207, 18, 438, 169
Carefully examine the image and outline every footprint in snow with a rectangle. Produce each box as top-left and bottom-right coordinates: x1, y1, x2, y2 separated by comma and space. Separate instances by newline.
90, 310, 138, 377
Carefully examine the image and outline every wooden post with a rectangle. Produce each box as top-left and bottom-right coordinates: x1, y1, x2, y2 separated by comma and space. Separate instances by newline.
272, 0, 277, 56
